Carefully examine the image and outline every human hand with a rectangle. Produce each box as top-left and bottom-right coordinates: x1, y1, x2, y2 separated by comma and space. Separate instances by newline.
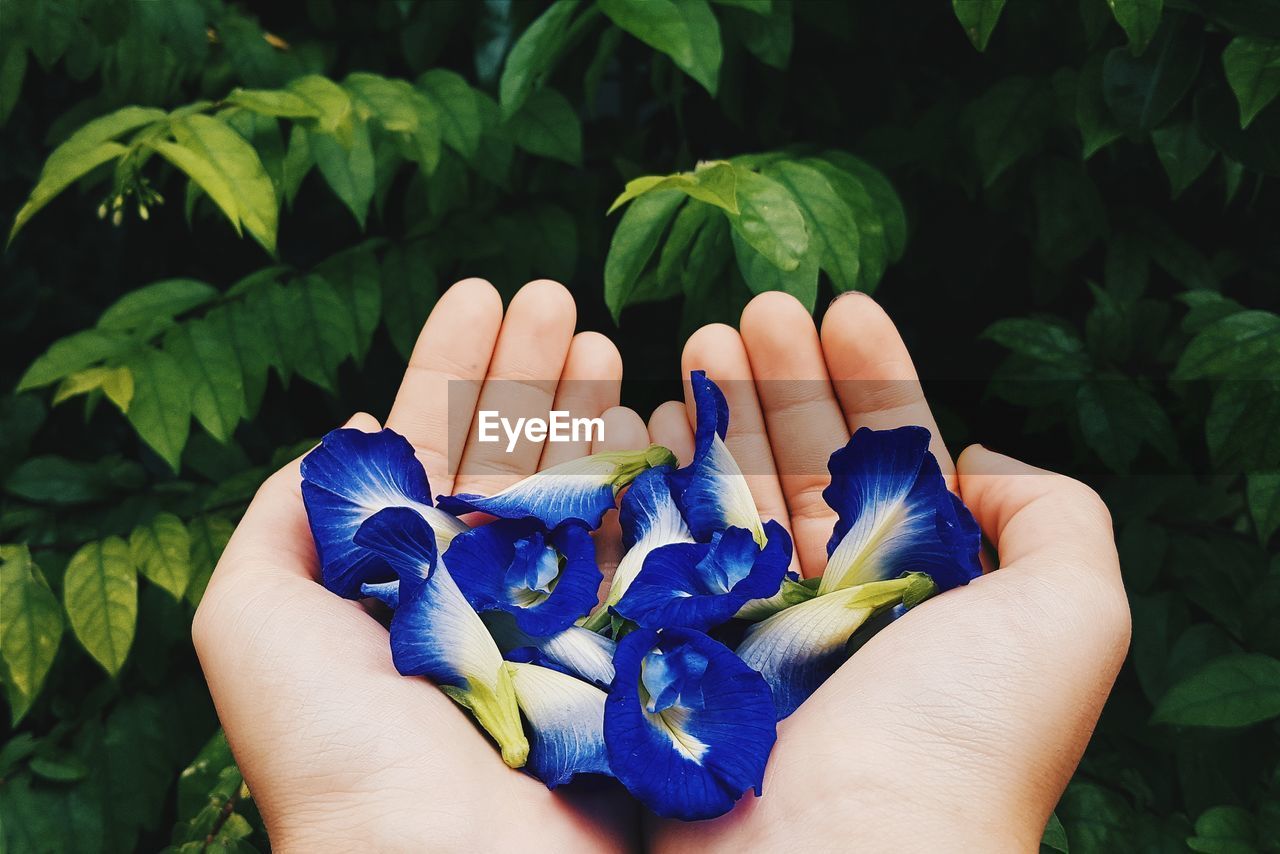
192, 279, 645, 852
644, 291, 1131, 852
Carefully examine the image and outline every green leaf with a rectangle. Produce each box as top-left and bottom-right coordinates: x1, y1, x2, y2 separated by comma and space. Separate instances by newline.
4, 455, 143, 505
609, 160, 739, 214
820, 151, 907, 262
17, 329, 136, 392
1102, 17, 1203, 132
725, 167, 808, 271
604, 189, 685, 322
1151, 121, 1215, 197
713, 0, 772, 11
10, 105, 166, 242
344, 72, 429, 134
500, 0, 582, 116
1205, 380, 1280, 472
1187, 806, 1256, 854
763, 160, 860, 292
282, 123, 313, 206
984, 318, 1091, 374
730, 226, 819, 310
419, 69, 483, 160
657, 200, 713, 291
63, 537, 138, 677
1153, 653, 1280, 727
225, 87, 322, 118
163, 319, 245, 444
1076, 377, 1177, 473
722, 0, 793, 69
28, 756, 89, 783
97, 278, 219, 332
315, 244, 382, 363
1042, 812, 1070, 853
129, 513, 192, 601
382, 239, 438, 360
1222, 37, 1280, 129
1107, 0, 1164, 55
286, 74, 356, 141
508, 88, 582, 165
1247, 473, 1280, 543
968, 76, 1050, 186
805, 158, 889, 292
0, 40, 27, 127
123, 347, 192, 472
1194, 81, 1280, 176
284, 275, 360, 392
203, 302, 271, 418
1176, 310, 1280, 378
0, 545, 63, 723
53, 365, 133, 413
185, 514, 236, 606
953, 0, 1007, 52
1077, 52, 1124, 159
309, 120, 376, 229
599, 0, 722, 95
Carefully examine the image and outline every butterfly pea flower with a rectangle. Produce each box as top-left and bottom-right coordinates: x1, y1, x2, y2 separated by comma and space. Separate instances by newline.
437, 444, 677, 529
580, 465, 694, 632
485, 611, 617, 687
301, 428, 468, 598
505, 658, 612, 787
613, 521, 792, 632
444, 518, 603, 637
353, 506, 529, 768
605, 627, 777, 821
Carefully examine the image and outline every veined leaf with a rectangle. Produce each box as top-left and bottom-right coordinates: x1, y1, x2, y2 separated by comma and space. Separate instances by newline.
129, 513, 192, 601
1222, 37, 1280, 129
123, 347, 192, 472
17, 329, 136, 392
286, 74, 355, 143
1107, 0, 1164, 55
725, 167, 808, 271
315, 244, 382, 362
185, 514, 236, 606
1175, 310, 1280, 378
509, 88, 582, 165
604, 189, 685, 322
500, 0, 582, 116
163, 319, 245, 444
53, 366, 134, 413
599, 0, 722, 95
953, 0, 1007, 52
609, 160, 738, 214
382, 239, 438, 359
804, 158, 888, 292
63, 537, 138, 677
730, 225, 819, 309
764, 160, 860, 292
0, 545, 63, 723
984, 318, 1091, 375
225, 87, 322, 118
203, 302, 270, 418
344, 72, 423, 133
97, 278, 219, 332
309, 120, 376, 229
1152, 653, 1280, 727
284, 275, 360, 392
419, 69, 483, 160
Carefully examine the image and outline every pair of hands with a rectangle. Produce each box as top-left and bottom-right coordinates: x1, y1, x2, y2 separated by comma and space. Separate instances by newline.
192, 279, 1131, 852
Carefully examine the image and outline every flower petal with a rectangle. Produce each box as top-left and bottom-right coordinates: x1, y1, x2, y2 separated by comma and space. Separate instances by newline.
445, 519, 603, 636
359, 579, 400, 609
614, 522, 791, 632
437, 445, 677, 529
486, 612, 617, 687
356, 507, 528, 767
736, 575, 930, 719
818, 426, 981, 595
605, 627, 777, 820
301, 428, 467, 598
669, 372, 764, 543
507, 661, 611, 787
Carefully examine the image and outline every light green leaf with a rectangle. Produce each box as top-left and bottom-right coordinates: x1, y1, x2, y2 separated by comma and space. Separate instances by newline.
185, 514, 236, 607
609, 160, 739, 214
1247, 473, 1280, 543
500, 0, 582, 116
764, 160, 860, 292
53, 366, 134, 413
1222, 37, 1280, 129
382, 239, 438, 360
419, 69, 483, 160
604, 189, 685, 322
1107, 0, 1164, 56
163, 319, 245, 443
1175, 310, 1280, 379
315, 244, 382, 362
804, 158, 888, 292
599, 0, 722, 95
1152, 653, 1280, 727
730, 225, 819, 310
0, 545, 63, 723
508, 88, 582, 165
726, 167, 808, 271
63, 537, 137, 677
225, 88, 322, 118
97, 278, 219, 332
953, 0, 1007, 52
282, 123, 313, 207
1077, 52, 1123, 159
820, 151, 907, 262
129, 513, 192, 601
17, 329, 136, 392
286, 74, 355, 142
1187, 806, 1256, 854
344, 72, 426, 133
123, 347, 192, 472
309, 120, 376, 228
1152, 122, 1215, 197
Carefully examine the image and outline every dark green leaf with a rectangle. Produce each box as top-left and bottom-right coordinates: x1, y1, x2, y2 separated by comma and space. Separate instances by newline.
604, 189, 685, 322
724, 0, 793, 69
1153, 653, 1280, 727
953, 0, 1007, 52
1077, 52, 1124, 158
163, 319, 245, 443
123, 347, 192, 472
1076, 377, 1177, 473
63, 537, 137, 677
0, 41, 27, 127
1247, 473, 1280, 543
283, 275, 360, 392
764, 160, 859, 292
599, 0, 722, 95
499, 0, 582, 116
315, 244, 382, 363
1102, 16, 1203, 132
419, 69, 483, 160
1042, 812, 1070, 853
1107, 0, 1164, 55
968, 76, 1050, 186
984, 318, 1091, 374
508, 87, 582, 165
1187, 806, 1256, 854
1222, 36, 1280, 128
17, 329, 136, 392
1152, 122, 1215, 197
185, 514, 235, 606
1195, 82, 1280, 175
381, 239, 438, 360
1176, 311, 1280, 379
97, 278, 219, 332
309, 120, 375, 229
4, 455, 144, 505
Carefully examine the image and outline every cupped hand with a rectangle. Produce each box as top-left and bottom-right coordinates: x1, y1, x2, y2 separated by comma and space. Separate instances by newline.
645, 291, 1131, 852
192, 279, 645, 853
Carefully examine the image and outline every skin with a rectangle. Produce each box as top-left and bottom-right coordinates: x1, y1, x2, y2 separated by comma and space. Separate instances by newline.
193, 283, 1130, 853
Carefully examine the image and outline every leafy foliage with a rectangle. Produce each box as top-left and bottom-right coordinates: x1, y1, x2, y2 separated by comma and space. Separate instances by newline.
2, 1, 1279, 851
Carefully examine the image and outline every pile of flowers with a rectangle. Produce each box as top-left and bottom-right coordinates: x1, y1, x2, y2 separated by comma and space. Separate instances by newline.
300, 371, 982, 820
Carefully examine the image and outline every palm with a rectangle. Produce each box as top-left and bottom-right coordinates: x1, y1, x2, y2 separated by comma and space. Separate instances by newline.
194, 279, 641, 852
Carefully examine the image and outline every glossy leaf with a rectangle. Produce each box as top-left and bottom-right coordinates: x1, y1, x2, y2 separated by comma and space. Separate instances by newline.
599, 0, 722, 95
63, 537, 137, 677
604, 189, 684, 322
1222, 36, 1280, 128
764, 160, 859, 292
725, 167, 807, 271
500, 0, 582, 116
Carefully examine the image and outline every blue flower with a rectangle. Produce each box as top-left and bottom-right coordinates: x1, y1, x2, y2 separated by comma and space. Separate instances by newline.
485, 612, 617, 688
818, 426, 981, 595
613, 521, 792, 631
354, 506, 528, 767
301, 428, 467, 598
506, 660, 612, 788
605, 627, 777, 820
669, 372, 766, 544
444, 519, 603, 637
437, 445, 677, 529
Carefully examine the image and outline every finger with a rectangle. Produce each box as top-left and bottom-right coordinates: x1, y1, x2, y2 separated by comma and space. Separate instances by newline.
452, 280, 577, 497
648, 400, 695, 466
591, 406, 650, 594
681, 324, 794, 570
820, 292, 955, 487
537, 332, 623, 470
384, 278, 503, 496
740, 292, 849, 577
